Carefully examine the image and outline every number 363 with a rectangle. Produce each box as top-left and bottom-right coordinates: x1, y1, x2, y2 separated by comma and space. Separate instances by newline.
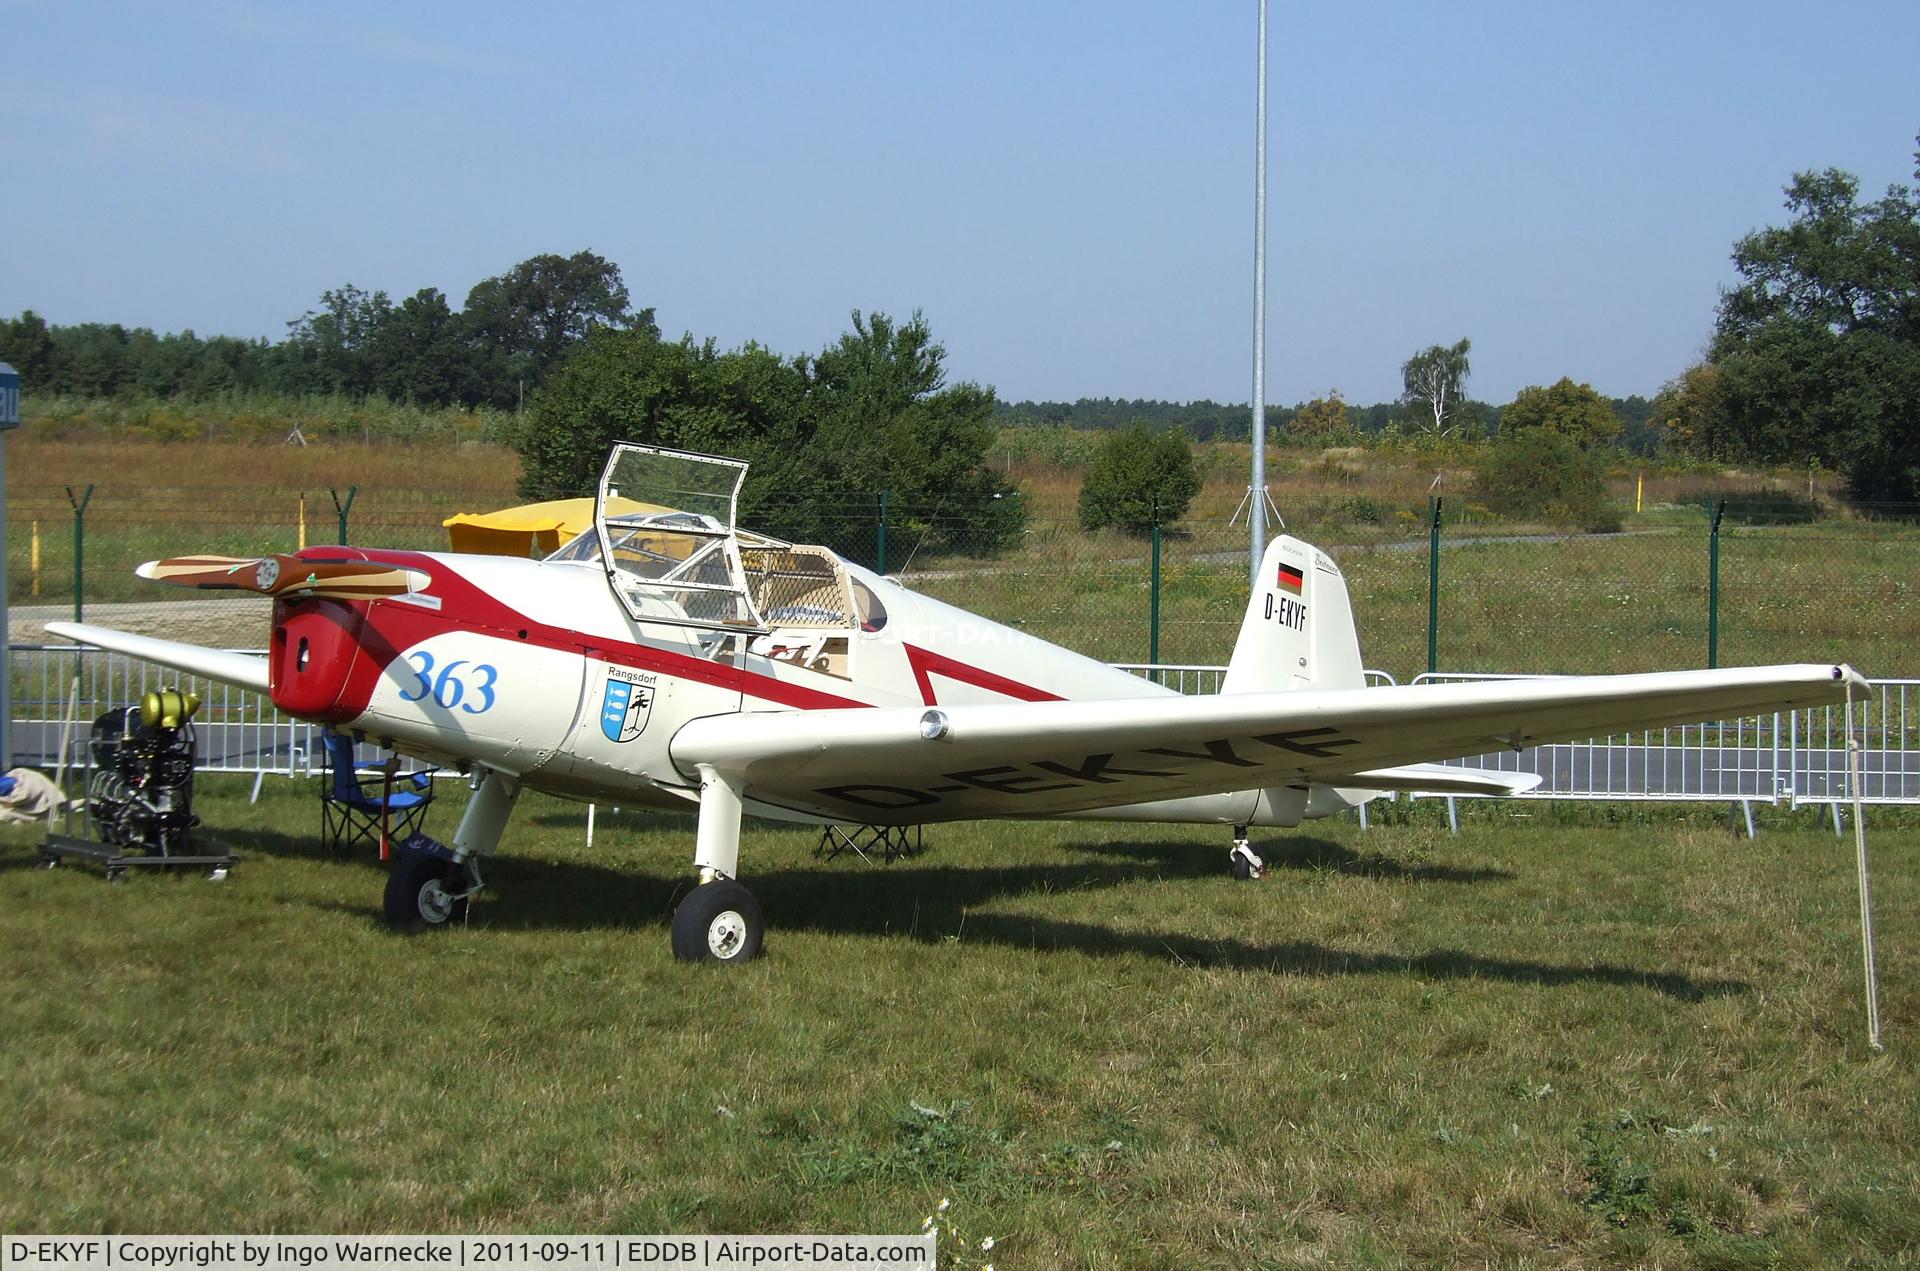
398, 650, 498, 714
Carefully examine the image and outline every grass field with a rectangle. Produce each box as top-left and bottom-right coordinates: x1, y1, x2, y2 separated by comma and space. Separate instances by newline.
2, 780, 1914, 1264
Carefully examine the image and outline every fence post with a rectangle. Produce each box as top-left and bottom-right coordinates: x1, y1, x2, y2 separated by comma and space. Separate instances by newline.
876, 490, 889, 574
1708, 499, 1725, 669
65, 484, 94, 623
1427, 495, 1443, 675
330, 486, 358, 547
1149, 497, 1162, 677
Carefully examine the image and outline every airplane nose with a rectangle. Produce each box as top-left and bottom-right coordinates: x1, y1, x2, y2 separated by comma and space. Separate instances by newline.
269, 597, 368, 721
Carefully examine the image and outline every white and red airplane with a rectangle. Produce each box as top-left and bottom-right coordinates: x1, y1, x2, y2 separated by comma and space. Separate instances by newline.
47, 443, 1864, 962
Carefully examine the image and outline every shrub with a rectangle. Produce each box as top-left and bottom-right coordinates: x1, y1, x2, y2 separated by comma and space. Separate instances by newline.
1472, 430, 1622, 531
1077, 424, 1201, 534
1339, 495, 1383, 524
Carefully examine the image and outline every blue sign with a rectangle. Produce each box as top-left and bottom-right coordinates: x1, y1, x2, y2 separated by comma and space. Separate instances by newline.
0, 363, 17, 431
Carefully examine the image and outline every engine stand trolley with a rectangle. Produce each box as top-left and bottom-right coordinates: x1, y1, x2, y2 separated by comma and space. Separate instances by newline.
40, 688, 237, 882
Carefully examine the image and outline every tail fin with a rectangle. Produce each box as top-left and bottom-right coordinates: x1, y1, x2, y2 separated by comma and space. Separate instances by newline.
1221, 536, 1366, 694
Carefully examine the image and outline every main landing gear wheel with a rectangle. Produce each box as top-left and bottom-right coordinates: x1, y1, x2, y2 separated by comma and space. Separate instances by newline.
384, 850, 469, 930
671, 879, 764, 964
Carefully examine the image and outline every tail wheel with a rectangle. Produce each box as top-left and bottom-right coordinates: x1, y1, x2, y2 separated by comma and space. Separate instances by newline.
671, 879, 764, 964
384, 850, 469, 930
1229, 842, 1264, 882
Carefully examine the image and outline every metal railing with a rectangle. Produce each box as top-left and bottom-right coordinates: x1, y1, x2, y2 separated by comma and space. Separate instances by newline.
1117, 661, 1912, 815
11, 643, 315, 776
1409, 671, 1788, 804
1787, 679, 1920, 806
1114, 663, 1226, 694
1405, 671, 1918, 809
1115, 664, 1399, 693
7, 644, 422, 778
10, 645, 1912, 814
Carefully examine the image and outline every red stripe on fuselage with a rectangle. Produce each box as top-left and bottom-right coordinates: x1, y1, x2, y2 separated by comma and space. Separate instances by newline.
902, 642, 1064, 706
298, 548, 871, 721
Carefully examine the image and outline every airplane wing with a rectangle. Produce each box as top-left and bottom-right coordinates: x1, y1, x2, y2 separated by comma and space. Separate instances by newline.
672, 663, 1865, 823
44, 622, 271, 694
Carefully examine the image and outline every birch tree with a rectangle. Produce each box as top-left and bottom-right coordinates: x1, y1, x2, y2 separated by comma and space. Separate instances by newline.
1400, 338, 1472, 437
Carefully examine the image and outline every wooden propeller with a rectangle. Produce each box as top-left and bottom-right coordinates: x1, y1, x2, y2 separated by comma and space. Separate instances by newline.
135, 554, 429, 600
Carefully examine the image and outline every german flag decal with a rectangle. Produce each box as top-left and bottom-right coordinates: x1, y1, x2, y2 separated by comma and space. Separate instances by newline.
1276, 561, 1305, 595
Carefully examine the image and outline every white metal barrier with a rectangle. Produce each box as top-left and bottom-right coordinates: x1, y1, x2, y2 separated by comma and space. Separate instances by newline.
1119, 661, 1914, 817
1113, 663, 1226, 694
1787, 679, 1920, 806
1409, 672, 1788, 804
1407, 671, 1920, 810
11, 646, 1913, 814
1115, 664, 1398, 692
7, 644, 424, 778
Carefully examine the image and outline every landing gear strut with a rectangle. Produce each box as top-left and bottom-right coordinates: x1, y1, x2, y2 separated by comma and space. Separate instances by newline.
1229, 824, 1264, 881
671, 764, 767, 964
382, 768, 517, 932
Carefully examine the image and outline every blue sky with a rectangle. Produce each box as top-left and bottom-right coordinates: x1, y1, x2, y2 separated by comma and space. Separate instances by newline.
4, 1, 1917, 405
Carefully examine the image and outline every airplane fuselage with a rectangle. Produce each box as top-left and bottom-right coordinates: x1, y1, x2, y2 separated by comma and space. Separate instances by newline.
277, 545, 1222, 823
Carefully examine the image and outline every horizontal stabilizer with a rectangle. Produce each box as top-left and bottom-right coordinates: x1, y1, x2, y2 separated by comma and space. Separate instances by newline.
43, 622, 270, 694
1337, 763, 1543, 797
137, 554, 428, 601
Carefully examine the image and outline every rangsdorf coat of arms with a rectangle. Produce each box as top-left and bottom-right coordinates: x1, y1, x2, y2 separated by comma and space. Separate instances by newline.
599, 669, 656, 743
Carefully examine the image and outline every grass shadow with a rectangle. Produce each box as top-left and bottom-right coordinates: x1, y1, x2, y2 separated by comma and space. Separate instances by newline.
524, 807, 691, 832
1256, 836, 1515, 883
1071, 835, 1516, 883
0, 849, 61, 874
950, 912, 1741, 1002
216, 823, 373, 866
315, 837, 1741, 1001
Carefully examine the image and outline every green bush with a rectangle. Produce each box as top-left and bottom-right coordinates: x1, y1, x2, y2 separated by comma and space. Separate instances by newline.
1077, 424, 1201, 535
1472, 430, 1622, 532
1339, 494, 1383, 524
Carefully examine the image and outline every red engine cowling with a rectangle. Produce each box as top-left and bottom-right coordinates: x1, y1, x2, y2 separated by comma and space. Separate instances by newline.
269, 597, 366, 721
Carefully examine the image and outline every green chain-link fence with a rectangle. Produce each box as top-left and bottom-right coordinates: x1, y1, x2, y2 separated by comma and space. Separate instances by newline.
8, 482, 1917, 680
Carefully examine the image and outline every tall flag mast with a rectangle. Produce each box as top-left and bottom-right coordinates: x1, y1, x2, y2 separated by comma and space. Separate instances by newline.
1249, 0, 1269, 584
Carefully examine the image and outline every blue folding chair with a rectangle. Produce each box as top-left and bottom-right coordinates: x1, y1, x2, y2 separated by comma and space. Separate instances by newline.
319, 730, 434, 859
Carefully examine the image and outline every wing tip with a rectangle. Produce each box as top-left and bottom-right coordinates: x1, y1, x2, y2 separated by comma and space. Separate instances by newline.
37, 622, 272, 693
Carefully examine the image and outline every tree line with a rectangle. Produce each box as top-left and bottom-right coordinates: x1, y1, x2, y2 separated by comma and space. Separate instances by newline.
994, 390, 1660, 454
0, 251, 642, 410
1012, 132, 1920, 508
0, 252, 1024, 556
